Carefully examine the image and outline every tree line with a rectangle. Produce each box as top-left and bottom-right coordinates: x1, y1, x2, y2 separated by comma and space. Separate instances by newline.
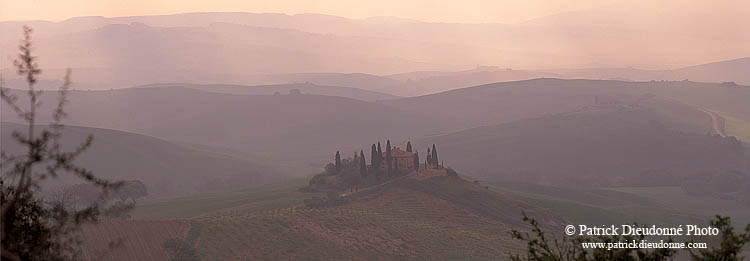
314, 140, 445, 190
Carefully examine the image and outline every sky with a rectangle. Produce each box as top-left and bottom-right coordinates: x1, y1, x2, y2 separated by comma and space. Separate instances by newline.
0, 0, 612, 23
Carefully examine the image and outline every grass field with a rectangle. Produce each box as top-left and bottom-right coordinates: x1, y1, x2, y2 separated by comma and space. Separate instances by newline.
123, 174, 537, 259
717, 112, 750, 142
102, 172, 750, 259
609, 186, 750, 225
489, 181, 750, 227
131, 178, 322, 219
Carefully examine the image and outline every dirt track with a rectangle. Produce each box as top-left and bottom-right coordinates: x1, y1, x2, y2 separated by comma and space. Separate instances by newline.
700, 109, 727, 138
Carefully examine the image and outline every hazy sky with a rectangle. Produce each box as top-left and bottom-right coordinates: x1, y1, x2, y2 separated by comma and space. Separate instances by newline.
0, 0, 612, 23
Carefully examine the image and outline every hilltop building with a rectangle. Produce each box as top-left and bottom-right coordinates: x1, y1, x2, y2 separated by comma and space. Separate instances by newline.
379, 147, 414, 170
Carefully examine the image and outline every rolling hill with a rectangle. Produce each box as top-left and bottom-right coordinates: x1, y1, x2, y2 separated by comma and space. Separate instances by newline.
541, 57, 750, 85
383, 67, 560, 96
412, 103, 748, 188
0, 122, 286, 198
140, 82, 398, 102
668, 57, 750, 85
3, 8, 749, 92
82, 171, 559, 260
0, 87, 444, 169
84, 168, 750, 260
6, 78, 749, 173
381, 79, 750, 137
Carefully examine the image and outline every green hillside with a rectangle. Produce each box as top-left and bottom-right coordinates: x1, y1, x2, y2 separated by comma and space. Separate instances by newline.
1, 122, 287, 198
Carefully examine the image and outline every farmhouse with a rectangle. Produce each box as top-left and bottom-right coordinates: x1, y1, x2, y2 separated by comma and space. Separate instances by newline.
380, 147, 414, 170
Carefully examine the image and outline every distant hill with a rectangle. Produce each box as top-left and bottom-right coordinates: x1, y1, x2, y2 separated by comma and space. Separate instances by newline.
541, 57, 750, 85
0, 87, 444, 168
243, 73, 402, 95
275, 58, 750, 96
0, 122, 285, 198
669, 57, 750, 85
137, 82, 398, 102
413, 106, 748, 188
4, 9, 748, 90
382, 78, 635, 127
0, 21, 470, 88
5, 79, 749, 172
382, 79, 750, 136
383, 67, 560, 96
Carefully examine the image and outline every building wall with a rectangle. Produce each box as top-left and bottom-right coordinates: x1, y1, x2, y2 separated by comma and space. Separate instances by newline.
378, 156, 414, 171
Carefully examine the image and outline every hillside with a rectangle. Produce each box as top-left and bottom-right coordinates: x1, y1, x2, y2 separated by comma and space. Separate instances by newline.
0, 87, 444, 168
83, 172, 558, 259
384, 68, 560, 96
540, 57, 750, 85
141, 82, 398, 102
413, 105, 748, 188
382, 79, 750, 137
668, 57, 750, 85
0, 122, 285, 198
85, 168, 749, 260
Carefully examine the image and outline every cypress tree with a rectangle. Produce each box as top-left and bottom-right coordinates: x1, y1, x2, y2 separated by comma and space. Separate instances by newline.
370, 144, 378, 169
431, 144, 438, 168
414, 151, 420, 171
427, 148, 431, 168
377, 142, 383, 168
406, 141, 412, 152
360, 149, 367, 178
386, 140, 392, 177
335, 151, 341, 172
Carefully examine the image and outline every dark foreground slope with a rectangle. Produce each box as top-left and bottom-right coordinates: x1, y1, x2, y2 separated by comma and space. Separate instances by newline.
0, 122, 285, 198
81, 171, 559, 260
414, 102, 748, 188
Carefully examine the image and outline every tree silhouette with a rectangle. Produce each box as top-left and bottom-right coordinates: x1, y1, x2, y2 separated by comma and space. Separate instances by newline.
0, 26, 131, 260
377, 142, 383, 169
406, 141, 412, 152
335, 151, 341, 172
511, 213, 749, 260
370, 144, 378, 169
359, 150, 367, 178
414, 151, 420, 171
431, 144, 439, 168
510, 212, 677, 261
426, 148, 432, 169
386, 140, 392, 177
688, 215, 750, 260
